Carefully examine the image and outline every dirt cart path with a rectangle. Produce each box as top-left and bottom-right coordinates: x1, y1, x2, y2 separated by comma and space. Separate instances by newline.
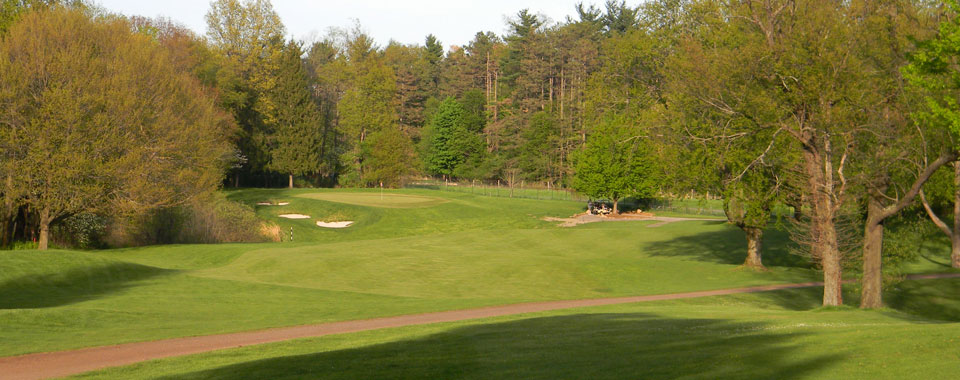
3, 273, 960, 380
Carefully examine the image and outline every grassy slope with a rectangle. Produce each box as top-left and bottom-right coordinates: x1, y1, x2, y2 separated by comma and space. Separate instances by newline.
0, 188, 820, 356
73, 284, 960, 380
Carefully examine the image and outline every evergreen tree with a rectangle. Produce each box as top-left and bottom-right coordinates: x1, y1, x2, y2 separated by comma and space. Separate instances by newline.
267, 40, 325, 188
363, 125, 416, 188
424, 98, 468, 177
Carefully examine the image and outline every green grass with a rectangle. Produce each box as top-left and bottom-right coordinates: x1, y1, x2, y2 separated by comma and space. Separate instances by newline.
72, 284, 960, 380
294, 192, 449, 208
0, 188, 821, 357
4, 187, 960, 379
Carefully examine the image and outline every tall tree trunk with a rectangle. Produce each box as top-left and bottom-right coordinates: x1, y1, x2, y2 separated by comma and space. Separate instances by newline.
1, 175, 14, 247
234, 172, 239, 188
953, 162, 960, 268
612, 199, 619, 215
860, 196, 885, 309
804, 145, 843, 306
742, 226, 764, 269
861, 152, 955, 308
288, 174, 294, 189
38, 207, 51, 251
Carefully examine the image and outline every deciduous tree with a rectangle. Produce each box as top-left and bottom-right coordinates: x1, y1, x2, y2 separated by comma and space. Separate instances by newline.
573, 116, 656, 214
0, 7, 232, 249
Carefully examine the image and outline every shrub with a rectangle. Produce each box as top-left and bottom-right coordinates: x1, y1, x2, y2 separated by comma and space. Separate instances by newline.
61, 213, 107, 249
104, 192, 279, 247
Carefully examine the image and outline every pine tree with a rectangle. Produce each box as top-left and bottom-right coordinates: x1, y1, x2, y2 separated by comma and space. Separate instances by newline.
267, 40, 324, 188
423, 97, 467, 177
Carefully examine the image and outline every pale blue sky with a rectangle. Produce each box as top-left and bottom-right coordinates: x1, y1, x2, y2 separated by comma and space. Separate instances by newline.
94, 1, 610, 49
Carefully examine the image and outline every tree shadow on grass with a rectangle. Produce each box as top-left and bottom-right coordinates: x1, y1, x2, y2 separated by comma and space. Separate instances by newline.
163, 313, 841, 380
886, 278, 960, 322
0, 262, 173, 309
648, 226, 810, 269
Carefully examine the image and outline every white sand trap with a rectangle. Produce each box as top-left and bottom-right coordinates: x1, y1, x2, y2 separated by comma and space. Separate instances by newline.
258, 201, 290, 206
278, 214, 311, 219
317, 221, 353, 228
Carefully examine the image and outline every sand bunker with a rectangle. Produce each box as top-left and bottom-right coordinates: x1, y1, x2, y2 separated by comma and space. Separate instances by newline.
278, 214, 310, 219
316, 221, 353, 228
257, 201, 291, 206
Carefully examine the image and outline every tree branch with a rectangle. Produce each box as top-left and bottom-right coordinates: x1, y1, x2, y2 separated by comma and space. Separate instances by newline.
879, 151, 958, 221
919, 189, 952, 237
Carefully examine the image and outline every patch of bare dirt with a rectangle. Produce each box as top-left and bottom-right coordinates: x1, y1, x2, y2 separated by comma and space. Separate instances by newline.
542, 212, 725, 228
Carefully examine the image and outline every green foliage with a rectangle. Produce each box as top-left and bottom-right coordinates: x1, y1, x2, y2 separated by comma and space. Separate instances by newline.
105, 192, 274, 246
424, 34, 444, 66
338, 62, 398, 185
519, 112, 561, 181
422, 97, 487, 180
0, 7, 232, 248
424, 98, 465, 176
0, 0, 79, 35
458, 89, 487, 133
362, 126, 417, 188
205, 0, 287, 176
60, 213, 107, 249
573, 116, 656, 204
266, 40, 325, 179
904, 0, 960, 149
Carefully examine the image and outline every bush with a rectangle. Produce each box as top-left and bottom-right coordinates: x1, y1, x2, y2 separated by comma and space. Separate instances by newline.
105, 192, 280, 247
61, 213, 107, 249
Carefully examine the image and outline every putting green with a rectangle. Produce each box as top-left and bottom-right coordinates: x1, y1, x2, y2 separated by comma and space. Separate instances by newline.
295, 192, 448, 208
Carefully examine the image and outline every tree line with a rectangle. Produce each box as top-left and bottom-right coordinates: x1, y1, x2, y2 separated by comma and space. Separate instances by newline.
5, 0, 960, 310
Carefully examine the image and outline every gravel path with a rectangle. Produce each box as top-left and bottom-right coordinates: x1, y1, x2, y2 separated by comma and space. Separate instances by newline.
2, 273, 959, 380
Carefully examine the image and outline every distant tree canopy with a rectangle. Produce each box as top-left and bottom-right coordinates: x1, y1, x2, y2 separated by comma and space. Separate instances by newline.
0, 6, 233, 249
